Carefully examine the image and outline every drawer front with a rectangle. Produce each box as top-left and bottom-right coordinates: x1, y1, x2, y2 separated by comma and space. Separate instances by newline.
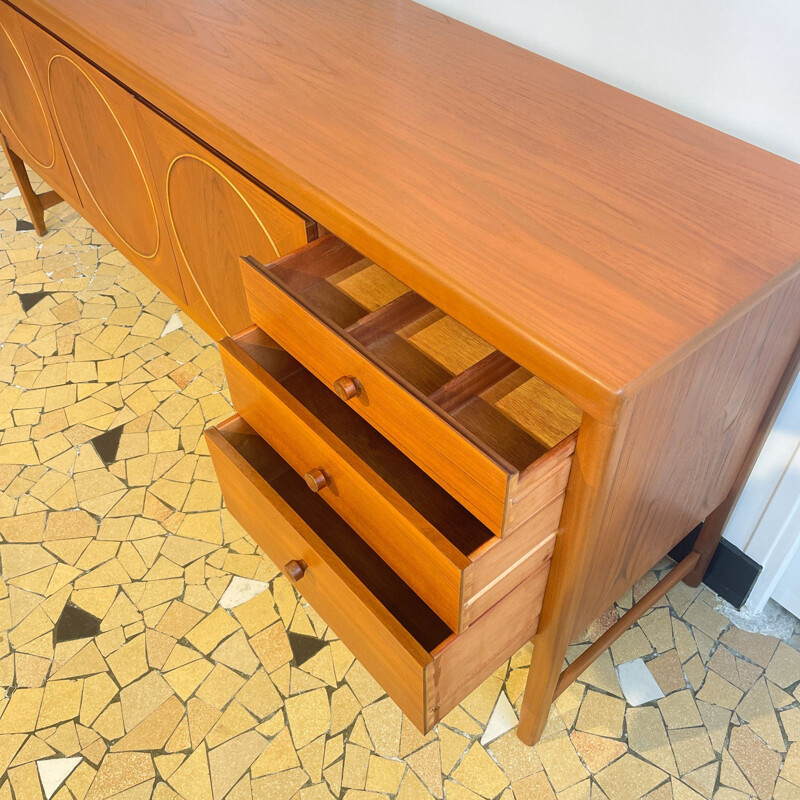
136, 105, 310, 340
219, 334, 469, 632
241, 251, 512, 532
207, 417, 550, 732
0, 5, 79, 205
206, 419, 432, 729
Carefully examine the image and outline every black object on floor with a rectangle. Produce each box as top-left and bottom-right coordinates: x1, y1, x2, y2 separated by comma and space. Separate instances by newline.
670, 523, 762, 609
288, 631, 326, 667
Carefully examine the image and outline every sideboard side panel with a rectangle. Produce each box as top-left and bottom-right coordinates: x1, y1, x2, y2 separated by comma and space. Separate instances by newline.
573, 273, 800, 635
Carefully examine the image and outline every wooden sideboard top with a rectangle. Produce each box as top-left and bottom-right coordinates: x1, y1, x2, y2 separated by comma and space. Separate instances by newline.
10, 0, 800, 418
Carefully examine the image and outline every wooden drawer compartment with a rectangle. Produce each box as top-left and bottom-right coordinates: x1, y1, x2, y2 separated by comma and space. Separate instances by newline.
206, 415, 550, 732
220, 327, 562, 632
241, 235, 581, 534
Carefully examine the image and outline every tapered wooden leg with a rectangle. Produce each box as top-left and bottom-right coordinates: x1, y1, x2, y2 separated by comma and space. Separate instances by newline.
520, 335, 800, 743
520, 550, 700, 745
518, 417, 624, 744
683, 504, 730, 588
517, 636, 567, 745
684, 335, 800, 587
1, 135, 61, 236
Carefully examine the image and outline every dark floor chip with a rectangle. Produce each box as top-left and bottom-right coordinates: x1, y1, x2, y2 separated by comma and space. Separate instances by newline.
55, 604, 102, 643
91, 425, 125, 466
287, 631, 326, 667
18, 291, 52, 312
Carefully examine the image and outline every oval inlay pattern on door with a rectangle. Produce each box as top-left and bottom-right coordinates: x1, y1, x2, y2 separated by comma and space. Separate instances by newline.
47, 54, 159, 258
0, 22, 54, 168
166, 154, 281, 336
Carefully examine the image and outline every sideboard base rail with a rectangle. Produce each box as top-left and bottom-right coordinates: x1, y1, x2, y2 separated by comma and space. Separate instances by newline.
554, 550, 700, 700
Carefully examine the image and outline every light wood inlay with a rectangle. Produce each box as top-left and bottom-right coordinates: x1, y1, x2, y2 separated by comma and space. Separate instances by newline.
18, 19, 187, 300
0, 4, 78, 205
47, 53, 159, 258
13, 0, 800, 418
0, 17, 53, 167
166, 154, 279, 335
136, 105, 309, 339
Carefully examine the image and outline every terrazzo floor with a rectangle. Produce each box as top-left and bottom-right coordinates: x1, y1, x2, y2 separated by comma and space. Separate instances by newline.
2, 151, 800, 800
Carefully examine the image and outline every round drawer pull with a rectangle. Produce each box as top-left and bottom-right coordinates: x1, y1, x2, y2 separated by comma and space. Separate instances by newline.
333, 376, 361, 401
304, 467, 330, 492
285, 559, 307, 582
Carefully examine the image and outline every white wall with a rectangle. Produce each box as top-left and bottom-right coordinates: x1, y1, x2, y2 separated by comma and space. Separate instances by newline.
417, 0, 800, 163
419, 0, 800, 603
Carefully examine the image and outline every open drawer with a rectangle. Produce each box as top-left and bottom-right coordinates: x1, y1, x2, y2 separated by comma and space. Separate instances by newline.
220, 327, 562, 632
206, 416, 549, 732
241, 235, 581, 534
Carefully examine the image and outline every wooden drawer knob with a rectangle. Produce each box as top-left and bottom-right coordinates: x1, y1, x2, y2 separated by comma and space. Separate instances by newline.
284, 559, 307, 582
304, 467, 330, 492
333, 376, 361, 401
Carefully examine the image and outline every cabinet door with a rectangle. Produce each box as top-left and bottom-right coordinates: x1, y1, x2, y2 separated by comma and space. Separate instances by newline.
137, 105, 310, 340
22, 20, 186, 306
0, 5, 78, 204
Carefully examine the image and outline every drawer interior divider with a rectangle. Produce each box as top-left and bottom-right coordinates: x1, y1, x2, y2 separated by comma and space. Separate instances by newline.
242, 234, 581, 534
247, 236, 581, 471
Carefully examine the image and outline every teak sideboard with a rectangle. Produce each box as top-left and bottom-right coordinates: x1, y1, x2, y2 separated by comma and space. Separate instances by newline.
2, 0, 800, 744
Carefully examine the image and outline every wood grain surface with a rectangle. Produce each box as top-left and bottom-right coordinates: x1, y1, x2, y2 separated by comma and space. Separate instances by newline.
576, 273, 800, 634
685, 334, 800, 587
22, 18, 187, 303
219, 333, 472, 632
1, 135, 59, 235
220, 328, 568, 632
136, 105, 309, 339
0, 4, 52, 166
0, 3, 78, 202
206, 417, 439, 731
242, 250, 515, 532
242, 238, 579, 533
10, 0, 800, 418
